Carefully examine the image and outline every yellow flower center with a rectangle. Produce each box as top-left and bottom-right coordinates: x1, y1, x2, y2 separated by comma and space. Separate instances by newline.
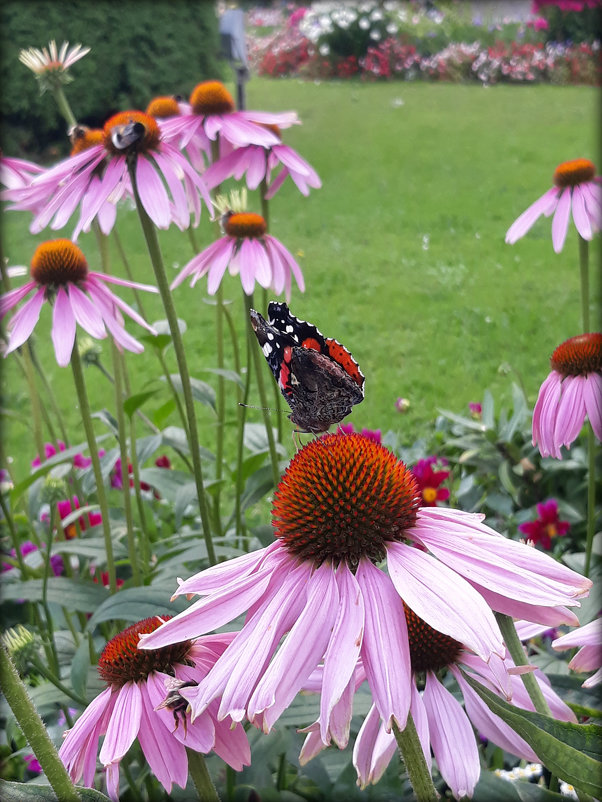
422, 487, 437, 504
224, 212, 267, 239
30, 239, 88, 286
98, 617, 192, 687
553, 158, 596, 188
550, 333, 602, 376
146, 96, 180, 119
272, 433, 420, 567
103, 110, 161, 155
190, 80, 235, 115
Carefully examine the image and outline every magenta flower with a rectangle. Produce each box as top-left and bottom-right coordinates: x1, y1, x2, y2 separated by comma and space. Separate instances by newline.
202, 133, 321, 199
3, 111, 212, 236
532, 333, 602, 459
56, 496, 102, 538
338, 422, 381, 443
411, 456, 450, 507
32, 440, 66, 467
159, 80, 298, 162
2, 540, 63, 577
505, 158, 601, 253
518, 499, 570, 550
59, 618, 250, 800
468, 401, 482, 419
171, 208, 304, 298
139, 434, 590, 740
553, 618, 602, 688
1, 239, 158, 367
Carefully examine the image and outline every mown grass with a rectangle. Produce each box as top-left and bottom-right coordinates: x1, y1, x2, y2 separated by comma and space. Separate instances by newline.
2, 78, 600, 478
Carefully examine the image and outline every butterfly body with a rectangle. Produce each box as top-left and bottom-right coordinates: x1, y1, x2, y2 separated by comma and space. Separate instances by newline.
250, 301, 365, 434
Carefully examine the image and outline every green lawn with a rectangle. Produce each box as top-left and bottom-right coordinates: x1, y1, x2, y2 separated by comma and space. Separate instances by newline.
2, 78, 600, 478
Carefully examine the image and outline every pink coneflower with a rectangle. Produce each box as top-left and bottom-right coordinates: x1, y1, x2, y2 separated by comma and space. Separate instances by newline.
59, 618, 250, 801
553, 618, 602, 688
139, 434, 590, 739
171, 203, 304, 298
19, 40, 90, 80
505, 158, 601, 253
338, 423, 381, 443
3, 111, 212, 236
532, 333, 602, 459
411, 456, 450, 507
518, 499, 570, 550
159, 80, 298, 161
202, 125, 321, 198
0, 155, 44, 190
301, 605, 575, 799
0, 239, 158, 367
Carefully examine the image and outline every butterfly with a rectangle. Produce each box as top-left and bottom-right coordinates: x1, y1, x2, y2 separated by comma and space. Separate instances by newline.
249, 301, 365, 434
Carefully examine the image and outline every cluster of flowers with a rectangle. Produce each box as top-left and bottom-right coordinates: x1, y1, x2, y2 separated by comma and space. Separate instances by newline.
253, 30, 600, 85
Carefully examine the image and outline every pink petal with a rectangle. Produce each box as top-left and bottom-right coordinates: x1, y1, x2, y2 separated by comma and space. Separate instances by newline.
265, 236, 305, 292
583, 372, 602, 441
532, 371, 563, 457
423, 671, 480, 799
152, 151, 189, 227
572, 185, 593, 240
245, 147, 268, 189
473, 588, 579, 627
206, 239, 236, 294
0, 281, 37, 318
505, 188, 558, 244
554, 375, 586, 449
173, 544, 275, 597
264, 167, 289, 200
356, 559, 411, 731
51, 287, 76, 366
68, 284, 106, 339
4, 288, 45, 354
553, 618, 602, 652
212, 714, 251, 770
353, 704, 397, 788
86, 277, 156, 333
386, 541, 504, 660
245, 238, 272, 288
79, 157, 125, 233
203, 149, 245, 188
59, 687, 115, 783
137, 682, 188, 792
135, 156, 171, 229
99, 681, 142, 765
551, 187, 571, 253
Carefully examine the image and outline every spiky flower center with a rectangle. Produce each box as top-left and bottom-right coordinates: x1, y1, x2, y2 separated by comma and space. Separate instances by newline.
146, 96, 180, 119
553, 158, 595, 188
272, 433, 420, 567
70, 126, 104, 156
550, 333, 602, 376
98, 616, 192, 687
103, 110, 161, 155
404, 603, 463, 673
225, 212, 267, 239
190, 80, 235, 115
30, 239, 88, 286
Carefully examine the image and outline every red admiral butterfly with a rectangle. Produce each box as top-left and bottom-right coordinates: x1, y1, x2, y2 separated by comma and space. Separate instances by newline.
250, 301, 365, 434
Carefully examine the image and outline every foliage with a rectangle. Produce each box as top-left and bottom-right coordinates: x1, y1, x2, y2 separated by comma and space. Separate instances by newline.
534, 0, 602, 44
0, 0, 222, 154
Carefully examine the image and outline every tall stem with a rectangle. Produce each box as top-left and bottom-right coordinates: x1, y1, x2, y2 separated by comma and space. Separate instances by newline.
0, 644, 82, 802
70, 340, 117, 592
393, 713, 439, 802
578, 236, 590, 332
186, 749, 221, 802
51, 84, 77, 130
584, 425, 596, 576
127, 162, 216, 565
243, 292, 281, 489
495, 613, 551, 715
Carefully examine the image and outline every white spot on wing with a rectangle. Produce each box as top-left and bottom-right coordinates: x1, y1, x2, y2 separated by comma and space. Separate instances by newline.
262, 343, 272, 356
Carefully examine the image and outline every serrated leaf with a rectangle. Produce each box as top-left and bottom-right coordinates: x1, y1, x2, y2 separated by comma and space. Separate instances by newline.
0, 780, 111, 801
461, 671, 602, 797
1, 577, 109, 611
163, 374, 216, 411
123, 390, 158, 418
86, 585, 186, 630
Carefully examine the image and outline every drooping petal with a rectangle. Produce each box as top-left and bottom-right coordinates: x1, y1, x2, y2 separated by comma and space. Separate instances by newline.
532, 371, 563, 457
353, 704, 397, 788
211, 710, 251, 770
59, 687, 116, 783
583, 372, 602, 441
137, 681, 188, 793
173, 544, 276, 598
145, 670, 215, 753
505, 188, 558, 244
52, 286, 77, 366
551, 186, 572, 253
99, 681, 142, 765
356, 558, 411, 731
470, 588, 579, 628
3, 288, 45, 354
67, 283, 106, 339
136, 156, 171, 229
386, 541, 504, 660
571, 185, 593, 240
554, 375, 587, 450
206, 239, 236, 294
423, 671, 480, 800
245, 147, 269, 189
0, 281, 37, 318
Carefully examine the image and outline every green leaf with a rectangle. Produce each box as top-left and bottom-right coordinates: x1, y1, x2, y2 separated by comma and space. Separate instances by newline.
152, 398, 176, 429
174, 481, 199, 528
91, 408, 118, 434
241, 463, 275, 511
52, 537, 128, 561
81, 448, 120, 495
461, 671, 602, 797
0, 780, 111, 801
1, 577, 109, 611
139, 332, 172, 351
473, 770, 564, 802
437, 408, 488, 432
123, 390, 158, 418
202, 367, 245, 389
164, 374, 216, 411
135, 434, 163, 465
71, 635, 91, 699
85, 585, 187, 630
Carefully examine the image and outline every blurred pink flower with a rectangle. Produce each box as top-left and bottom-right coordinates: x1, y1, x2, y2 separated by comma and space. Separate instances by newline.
518, 499, 569, 550
553, 618, 602, 688
468, 401, 482, 419
32, 440, 66, 467
505, 158, 601, 253
532, 333, 602, 458
411, 457, 450, 507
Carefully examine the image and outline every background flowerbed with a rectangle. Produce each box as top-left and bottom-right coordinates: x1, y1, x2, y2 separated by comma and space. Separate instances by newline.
247, 1, 601, 84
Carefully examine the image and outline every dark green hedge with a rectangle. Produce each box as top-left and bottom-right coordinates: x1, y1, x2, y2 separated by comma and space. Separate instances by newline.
1, 0, 223, 156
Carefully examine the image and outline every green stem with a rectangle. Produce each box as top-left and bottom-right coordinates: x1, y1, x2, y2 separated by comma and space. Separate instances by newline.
243, 292, 281, 489
234, 324, 253, 544
186, 748, 221, 802
214, 284, 226, 537
495, 613, 552, 715
70, 339, 117, 593
584, 425, 597, 576
51, 84, 77, 130
128, 161, 216, 565
22, 343, 46, 462
393, 713, 439, 802
29, 655, 86, 707
578, 236, 590, 332
0, 644, 82, 802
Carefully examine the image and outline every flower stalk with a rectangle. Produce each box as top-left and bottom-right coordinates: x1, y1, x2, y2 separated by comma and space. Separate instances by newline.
127, 160, 216, 565
186, 748, 221, 802
393, 714, 439, 802
495, 613, 552, 715
0, 643, 82, 802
